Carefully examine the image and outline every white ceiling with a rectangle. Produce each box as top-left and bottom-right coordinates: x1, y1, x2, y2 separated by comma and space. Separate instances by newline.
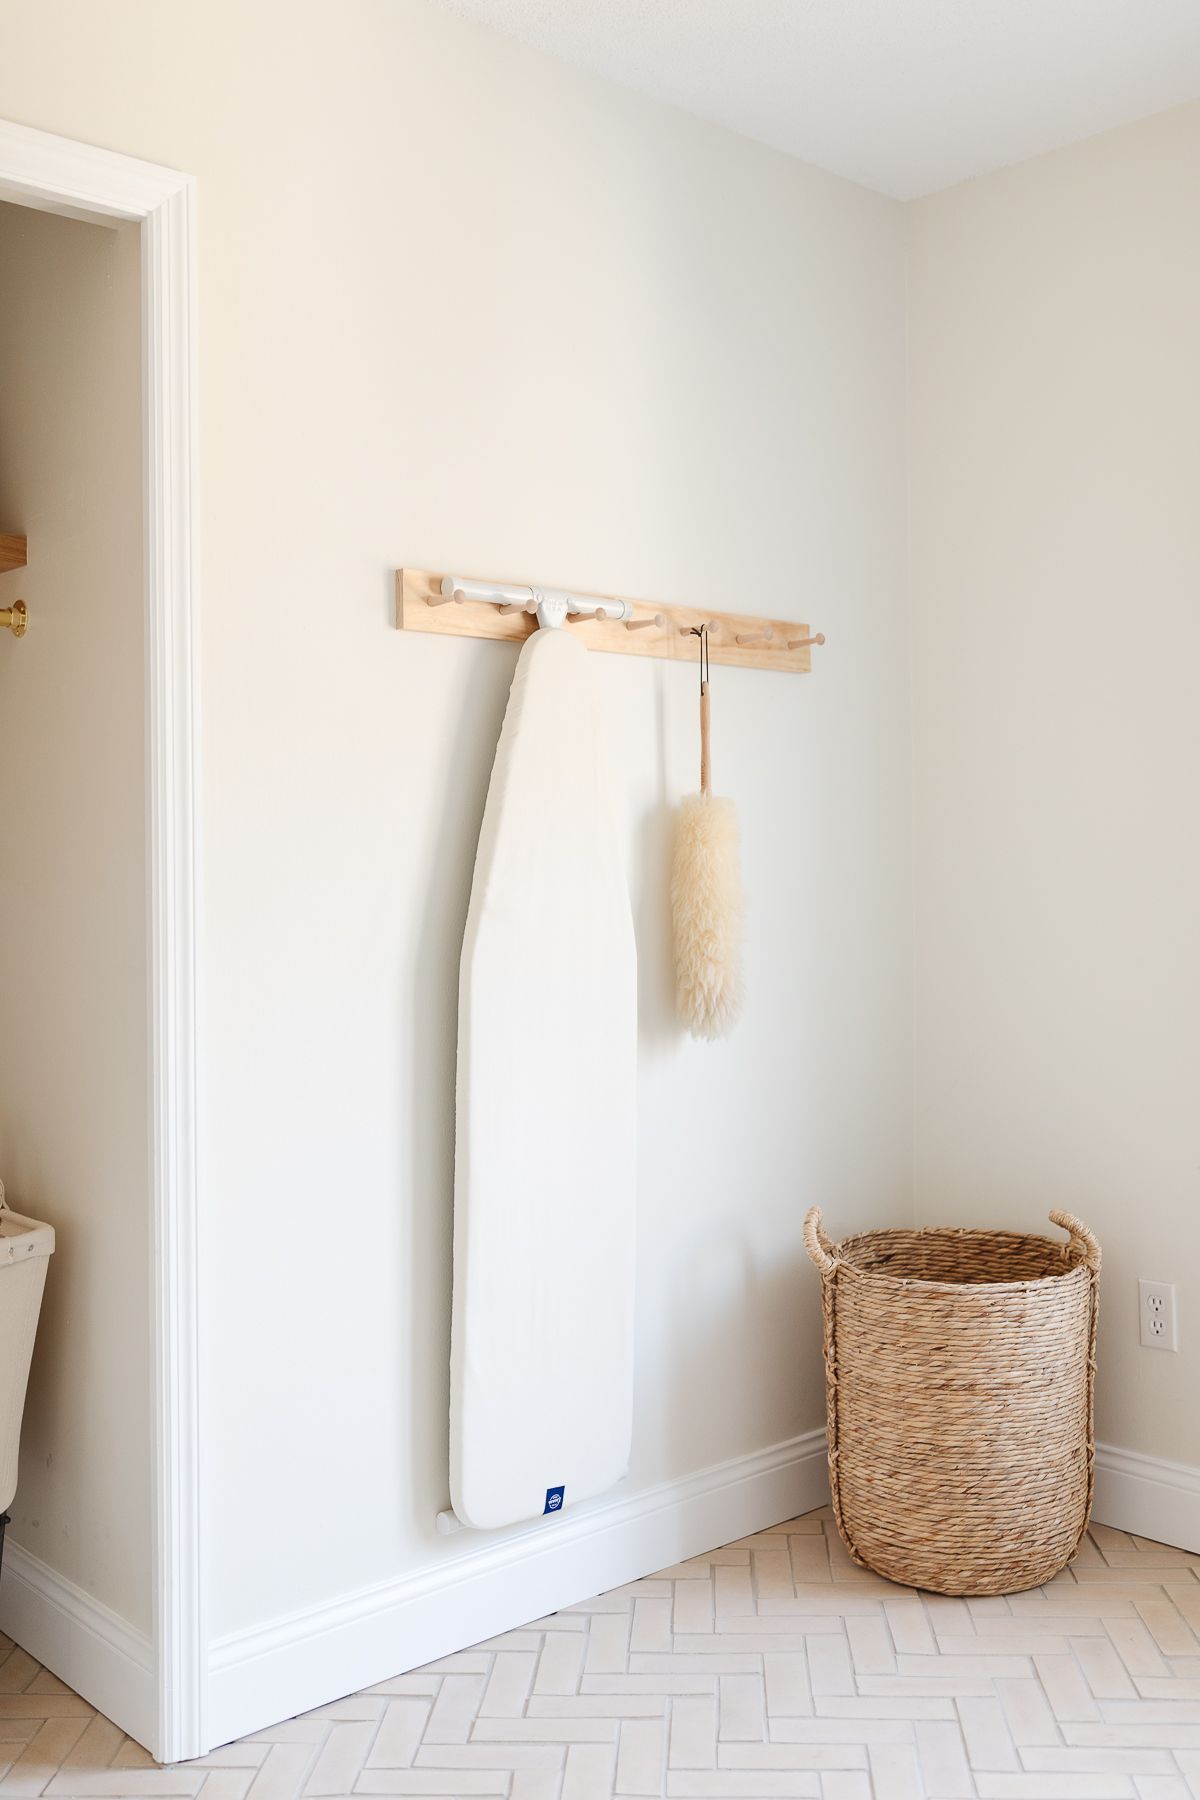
434, 0, 1200, 198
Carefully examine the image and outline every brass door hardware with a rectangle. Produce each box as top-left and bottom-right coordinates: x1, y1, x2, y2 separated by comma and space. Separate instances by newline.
0, 601, 28, 638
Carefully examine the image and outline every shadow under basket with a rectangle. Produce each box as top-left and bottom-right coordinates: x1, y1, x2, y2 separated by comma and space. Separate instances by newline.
804, 1208, 1101, 1597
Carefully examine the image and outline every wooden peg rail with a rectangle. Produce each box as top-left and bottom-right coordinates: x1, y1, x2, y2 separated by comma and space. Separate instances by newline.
395, 569, 824, 674
0, 535, 27, 576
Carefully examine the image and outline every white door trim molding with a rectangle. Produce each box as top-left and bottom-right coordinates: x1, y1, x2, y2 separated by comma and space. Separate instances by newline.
0, 117, 202, 1762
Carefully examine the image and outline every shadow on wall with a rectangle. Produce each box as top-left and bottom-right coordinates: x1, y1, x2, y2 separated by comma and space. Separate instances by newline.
402, 637, 515, 1545
634, 807, 677, 1052
634, 670, 678, 1051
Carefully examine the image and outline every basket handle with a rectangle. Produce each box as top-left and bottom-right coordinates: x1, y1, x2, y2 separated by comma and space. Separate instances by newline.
1050, 1210, 1101, 1273
804, 1207, 837, 1274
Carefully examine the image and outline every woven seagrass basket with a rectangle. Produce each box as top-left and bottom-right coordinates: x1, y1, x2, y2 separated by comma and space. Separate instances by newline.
804, 1208, 1101, 1596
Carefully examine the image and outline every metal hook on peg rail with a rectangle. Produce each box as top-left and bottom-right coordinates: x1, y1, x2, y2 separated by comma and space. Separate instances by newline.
569, 599, 632, 624
432, 574, 545, 615
626, 612, 665, 633
787, 632, 825, 650
736, 627, 774, 647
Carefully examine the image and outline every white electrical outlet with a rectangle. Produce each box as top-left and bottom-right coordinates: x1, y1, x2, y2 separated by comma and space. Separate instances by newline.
1139, 1279, 1178, 1351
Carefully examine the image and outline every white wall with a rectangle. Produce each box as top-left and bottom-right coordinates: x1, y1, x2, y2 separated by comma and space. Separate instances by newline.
0, 0, 911, 1741
908, 102, 1200, 1474
0, 203, 149, 1627
10, 0, 1192, 1746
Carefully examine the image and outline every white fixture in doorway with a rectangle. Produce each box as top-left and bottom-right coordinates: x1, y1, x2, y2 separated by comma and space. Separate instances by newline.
0, 119, 201, 1763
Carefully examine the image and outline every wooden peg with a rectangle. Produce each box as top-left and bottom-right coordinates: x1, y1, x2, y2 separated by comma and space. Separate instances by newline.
678, 620, 721, 638
498, 601, 532, 614
736, 628, 774, 647
428, 586, 465, 608
787, 632, 825, 650
626, 612, 665, 632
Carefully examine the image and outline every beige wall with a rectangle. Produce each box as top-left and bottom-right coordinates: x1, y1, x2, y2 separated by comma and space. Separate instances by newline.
6, 0, 1193, 1729
0, 0, 911, 1655
908, 102, 1200, 1465
0, 202, 149, 1627
6, 0, 1193, 1715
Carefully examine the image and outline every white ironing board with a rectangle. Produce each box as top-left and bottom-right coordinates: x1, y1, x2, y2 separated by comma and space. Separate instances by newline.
450, 627, 638, 1532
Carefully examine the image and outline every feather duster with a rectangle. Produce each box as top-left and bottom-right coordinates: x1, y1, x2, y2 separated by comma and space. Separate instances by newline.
671, 790, 744, 1039
670, 639, 744, 1039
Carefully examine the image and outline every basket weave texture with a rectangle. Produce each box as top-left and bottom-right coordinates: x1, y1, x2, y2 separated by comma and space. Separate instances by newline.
804, 1208, 1101, 1597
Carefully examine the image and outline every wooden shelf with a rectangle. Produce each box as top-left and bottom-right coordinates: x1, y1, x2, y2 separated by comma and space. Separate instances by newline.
0, 535, 27, 575
395, 569, 822, 675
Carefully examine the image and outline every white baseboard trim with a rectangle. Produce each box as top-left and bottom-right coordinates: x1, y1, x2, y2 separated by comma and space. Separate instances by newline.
1093, 1441, 1200, 1554
207, 1427, 829, 1750
9, 1433, 1187, 1756
0, 1538, 155, 1749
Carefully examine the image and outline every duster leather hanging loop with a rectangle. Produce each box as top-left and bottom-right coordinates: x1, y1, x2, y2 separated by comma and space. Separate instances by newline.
698, 626, 712, 796
670, 628, 744, 1040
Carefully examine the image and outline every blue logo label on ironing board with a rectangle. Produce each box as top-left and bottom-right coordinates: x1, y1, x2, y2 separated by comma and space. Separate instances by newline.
544, 1486, 565, 1515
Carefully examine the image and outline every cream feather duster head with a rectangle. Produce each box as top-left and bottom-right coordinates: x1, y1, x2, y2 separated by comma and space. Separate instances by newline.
670, 791, 744, 1040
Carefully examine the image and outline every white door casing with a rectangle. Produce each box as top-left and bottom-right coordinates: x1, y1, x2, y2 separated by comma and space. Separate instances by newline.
0, 118, 202, 1762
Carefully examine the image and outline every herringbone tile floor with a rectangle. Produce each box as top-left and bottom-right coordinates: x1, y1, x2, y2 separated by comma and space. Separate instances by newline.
4, 1509, 1200, 1799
